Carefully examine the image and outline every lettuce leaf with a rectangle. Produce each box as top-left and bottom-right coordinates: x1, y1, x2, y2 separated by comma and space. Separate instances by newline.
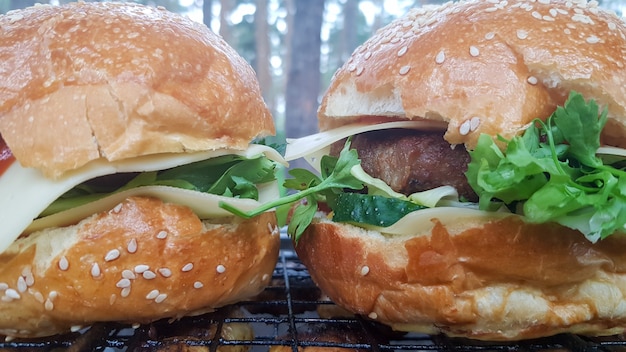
466, 91, 625, 242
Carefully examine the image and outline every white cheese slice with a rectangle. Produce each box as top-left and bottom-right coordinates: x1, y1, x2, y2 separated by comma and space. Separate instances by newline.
284, 120, 446, 162
0, 145, 285, 254
27, 181, 279, 234
363, 207, 513, 236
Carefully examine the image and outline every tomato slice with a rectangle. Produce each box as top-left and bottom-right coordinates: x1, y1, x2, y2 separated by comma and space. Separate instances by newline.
0, 136, 15, 176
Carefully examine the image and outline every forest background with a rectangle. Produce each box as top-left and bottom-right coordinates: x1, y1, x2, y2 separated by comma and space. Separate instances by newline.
3, 0, 626, 146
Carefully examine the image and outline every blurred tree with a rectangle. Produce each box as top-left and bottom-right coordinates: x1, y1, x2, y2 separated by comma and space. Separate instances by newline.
285, 0, 326, 140
341, 0, 360, 62
220, 0, 236, 46
203, 0, 214, 29
255, 0, 274, 115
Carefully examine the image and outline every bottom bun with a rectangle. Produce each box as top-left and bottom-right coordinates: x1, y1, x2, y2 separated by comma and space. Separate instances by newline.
0, 196, 280, 338
295, 216, 626, 341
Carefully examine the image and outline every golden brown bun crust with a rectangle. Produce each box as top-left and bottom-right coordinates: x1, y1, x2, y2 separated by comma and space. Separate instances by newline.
0, 2, 274, 178
295, 217, 626, 340
0, 196, 280, 338
318, 0, 626, 149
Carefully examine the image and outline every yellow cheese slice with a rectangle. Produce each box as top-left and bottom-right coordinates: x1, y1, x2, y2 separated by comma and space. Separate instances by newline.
0, 145, 285, 254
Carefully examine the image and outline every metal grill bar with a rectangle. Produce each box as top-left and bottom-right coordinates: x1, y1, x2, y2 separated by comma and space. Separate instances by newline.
1, 247, 626, 351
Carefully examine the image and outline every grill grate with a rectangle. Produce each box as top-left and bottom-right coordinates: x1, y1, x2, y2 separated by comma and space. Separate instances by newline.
2, 243, 626, 351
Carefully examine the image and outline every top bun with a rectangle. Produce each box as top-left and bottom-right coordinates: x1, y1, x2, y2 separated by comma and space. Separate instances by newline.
318, 0, 626, 150
0, 2, 274, 179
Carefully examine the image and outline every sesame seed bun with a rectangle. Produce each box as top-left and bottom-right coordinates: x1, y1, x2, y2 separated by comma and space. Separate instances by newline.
318, 0, 626, 150
296, 0, 626, 340
0, 1, 274, 179
0, 2, 280, 338
0, 197, 279, 338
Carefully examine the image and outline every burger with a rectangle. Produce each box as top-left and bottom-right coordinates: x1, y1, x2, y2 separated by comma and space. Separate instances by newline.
233, 0, 626, 341
0, 2, 285, 338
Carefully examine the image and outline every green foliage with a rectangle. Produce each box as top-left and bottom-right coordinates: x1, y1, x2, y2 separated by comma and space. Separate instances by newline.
466, 92, 626, 242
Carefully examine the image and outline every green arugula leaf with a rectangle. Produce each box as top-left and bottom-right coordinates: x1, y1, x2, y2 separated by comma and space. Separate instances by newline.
220, 140, 365, 241
42, 155, 278, 217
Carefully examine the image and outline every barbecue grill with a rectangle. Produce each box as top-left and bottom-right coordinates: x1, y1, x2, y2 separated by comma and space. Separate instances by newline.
2, 239, 626, 352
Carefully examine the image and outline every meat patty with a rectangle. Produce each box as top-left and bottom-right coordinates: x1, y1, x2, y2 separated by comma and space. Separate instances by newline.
331, 129, 477, 201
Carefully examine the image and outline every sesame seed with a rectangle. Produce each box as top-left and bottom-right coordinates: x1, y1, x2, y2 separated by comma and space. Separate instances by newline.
155, 293, 167, 303
182, 263, 194, 272
134, 265, 150, 274
33, 291, 44, 303
586, 35, 600, 43
105, 249, 120, 262
146, 289, 160, 300
542, 15, 555, 21
116, 278, 131, 288
435, 50, 446, 64
609, 22, 617, 30
5, 289, 20, 300
485, 7, 498, 12
158, 268, 172, 278
355, 66, 364, 76
470, 117, 481, 132
368, 312, 378, 319
360, 266, 370, 276
549, 8, 558, 17
0, 283, 7, 290
469, 46, 479, 57
44, 299, 54, 311
459, 120, 471, 136
348, 63, 357, 72
16, 277, 26, 293
112, 203, 123, 213
49, 291, 58, 300
216, 264, 226, 274
121, 287, 131, 298
142, 271, 157, 280
364, 51, 372, 60
127, 238, 138, 253
122, 270, 136, 280
485, 32, 495, 40
527, 76, 539, 85
24, 272, 34, 287
70, 325, 82, 333
399, 65, 411, 75
532, 11, 542, 19
156, 231, 168, 239
91, 263, 101, 278
517, 29, 529, 40
58, 256, 69, 271
194, 281, 204, 289
397, 46, 408, 57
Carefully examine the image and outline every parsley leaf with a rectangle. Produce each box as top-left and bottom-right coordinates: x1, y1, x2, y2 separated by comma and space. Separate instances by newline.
467, 91, 624, 242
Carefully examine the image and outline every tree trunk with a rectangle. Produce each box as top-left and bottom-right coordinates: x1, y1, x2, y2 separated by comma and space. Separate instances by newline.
203, 0, 213, 31
219, 0, 235, 46
341, 0, 359, 62
254, 0, 274, 115
285, 0, 325, 141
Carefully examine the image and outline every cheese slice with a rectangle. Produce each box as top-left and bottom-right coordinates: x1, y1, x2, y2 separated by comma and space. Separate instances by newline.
0, 145, 286, 254
284, 120, 446, 163
361, 207, 514, 237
